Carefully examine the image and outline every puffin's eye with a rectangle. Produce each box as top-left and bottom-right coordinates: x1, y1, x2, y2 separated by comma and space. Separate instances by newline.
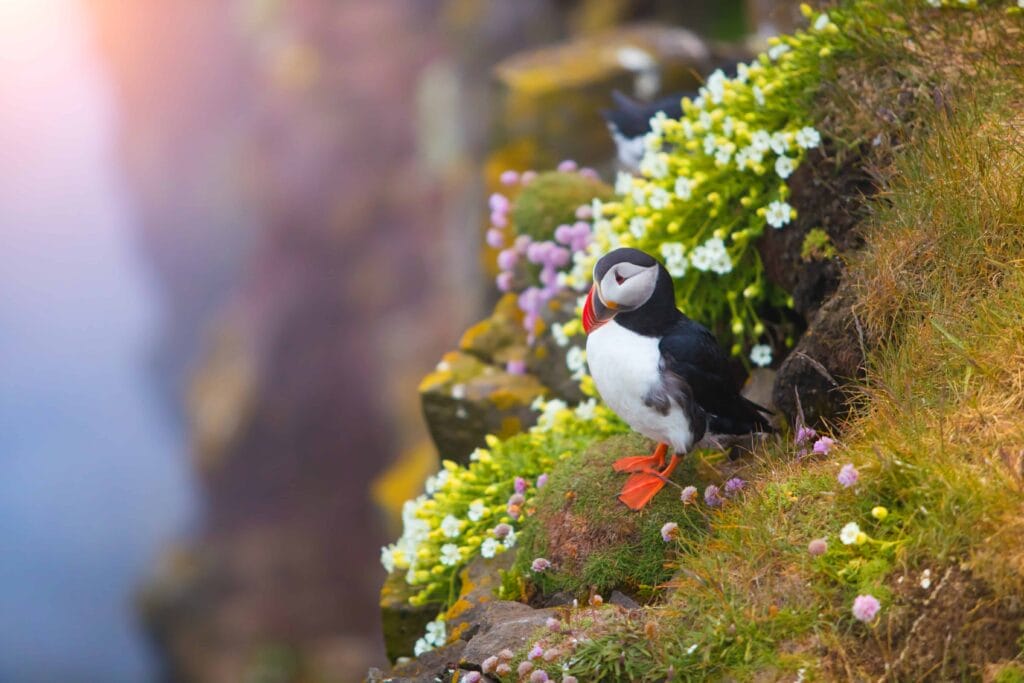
615, 271, 626, 285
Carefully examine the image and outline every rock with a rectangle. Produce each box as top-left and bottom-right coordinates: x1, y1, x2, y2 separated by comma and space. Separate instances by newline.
772, 282, 867, 428
380, 570, 444, 663
609, 590, 641, 609
445, 552, 518, 642
460, 606, 559, 668
376, 641, 466, 683
420, 350, 546, 462
741, 368, 776, 412
459, 293, 528, 366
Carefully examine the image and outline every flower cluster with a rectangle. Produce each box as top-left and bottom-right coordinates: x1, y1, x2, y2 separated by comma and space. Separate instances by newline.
565, 5, 850, 360
489, 164, 607, 342
381, 398, 628, 654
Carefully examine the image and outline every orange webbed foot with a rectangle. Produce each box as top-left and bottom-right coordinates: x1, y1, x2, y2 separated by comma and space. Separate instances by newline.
616, 454, 681, 510
612, 442, 668, 473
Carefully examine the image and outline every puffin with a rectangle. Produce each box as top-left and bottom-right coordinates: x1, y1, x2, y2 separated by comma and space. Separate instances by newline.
582, 247, 772, 510
601, 91, 684, 171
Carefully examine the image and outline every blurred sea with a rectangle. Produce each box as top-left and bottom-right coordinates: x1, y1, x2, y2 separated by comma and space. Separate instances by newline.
0, 1, 195, 681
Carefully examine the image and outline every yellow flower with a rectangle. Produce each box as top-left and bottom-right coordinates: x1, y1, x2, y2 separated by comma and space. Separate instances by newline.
855, 532, 868, 545
872, 506, 889, 520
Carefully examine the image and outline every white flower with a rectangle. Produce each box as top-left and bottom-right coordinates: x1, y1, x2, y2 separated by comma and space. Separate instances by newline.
660, 242, 688, 277
795, 126, 821, 149
925, 0, 940, 6
425, 470, 449, 495
425, 618, 446, 646
736, 62, 750, 84
920, 568, 932, 589
690, 245, 713, 272
703, 133, 717, 155
551, 322, 569, 347
770, 131, 789, 155
413, 637, 431, 656
674, 176, 693, 200
722, 116, 735, 138
639, 151, 668, 179
814, 13, 831, 31
686, 643, 699, 655
649, 111, 668, 136
767, 43, 790, 61
441, 514, 462, 538
536, 399, 568, 431
714, 146, 733, 167
574, 398, 597, 420
752, 85, 765, 107
469, 448, 486, 461
705, 68, 726, 104
481, 537, 499, 559
751, 130, 772, 153
1018, 0, 1024, 8
840, 522, 861, 545
503, 527, 518, 548
615, 171, 634, 195
566, 346, 586, 373
775, 155, 796, 179
629, 216, 648, 239
440, 543, 461, 566
699, 111, 713, 130
750, 344, 773, 367
680, 119, 695, 139
649, 187, 670, 210
765, 200, 793, 229
643, 130, 662, 151
380, 545, 397, 573
467, 500, 486, 522
734, 147, 752, 170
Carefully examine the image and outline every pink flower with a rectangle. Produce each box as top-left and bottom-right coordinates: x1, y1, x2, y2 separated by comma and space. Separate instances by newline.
837, 463, 859, 488
490, 210, 508, 228
704, 485, 724, 507
506, 360, 526, 375
813, 436, 836, 455
724, 478, 745, 495
852, 594, 880, 622
574, 205, 593, 220
493, 523, 512, 539
489, 193, 510, 213
536, 473, 548, 489
808, 538, 827, 556
481, 656, 499, 673
496, 271, 514, 292
557, 159, 578, 173
795, 425, 817, 446
546, 616, 561, 632
497, 247, 518, 271
530, 670, 549, 683
554, 224, 573, 244
680, 486, 698, 504
515, 477, 528, 494
500, 170, 520, 185
462, 672, 482, 683
486, 228, 505, 248
495, 662, 511, 676
521, 170, 537, 184
563, 677, 579, 683
528, 643, 544, 660
660, 522, 679, 542
518, 660, 534, 676
578, 167, 599, 179
531, 557, 551, 572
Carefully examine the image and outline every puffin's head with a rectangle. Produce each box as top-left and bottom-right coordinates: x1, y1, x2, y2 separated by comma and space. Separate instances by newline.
582, 248, 660, 334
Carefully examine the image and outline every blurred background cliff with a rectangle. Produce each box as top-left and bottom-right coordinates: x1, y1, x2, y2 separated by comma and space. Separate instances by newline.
0, 1, 798, 681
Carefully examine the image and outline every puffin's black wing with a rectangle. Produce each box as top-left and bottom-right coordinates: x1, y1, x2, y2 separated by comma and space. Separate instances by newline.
601, 91, 687, 138
658, 318, 772, 435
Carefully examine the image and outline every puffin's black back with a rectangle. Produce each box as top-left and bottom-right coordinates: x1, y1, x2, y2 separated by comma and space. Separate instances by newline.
601, 91, 686, 138
615, 262, 773, 435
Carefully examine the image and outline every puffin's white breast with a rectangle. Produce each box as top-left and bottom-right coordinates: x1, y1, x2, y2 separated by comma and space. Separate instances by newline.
586, 320, 694, 453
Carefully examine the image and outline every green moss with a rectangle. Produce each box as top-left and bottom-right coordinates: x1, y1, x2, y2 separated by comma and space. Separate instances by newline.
510, 170, 612, 241
800, 227, 837, 261
512, 434, 712, 599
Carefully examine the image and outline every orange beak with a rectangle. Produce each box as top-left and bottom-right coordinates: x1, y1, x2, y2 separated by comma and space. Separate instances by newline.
582, 284, 615, 334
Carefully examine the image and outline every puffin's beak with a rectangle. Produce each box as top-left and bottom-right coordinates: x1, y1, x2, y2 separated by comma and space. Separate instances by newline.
582, 283, 616, 334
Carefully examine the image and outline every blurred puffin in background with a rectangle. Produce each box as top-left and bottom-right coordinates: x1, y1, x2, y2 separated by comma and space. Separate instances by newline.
601, 90, 684, 172
582, 248, 772, 510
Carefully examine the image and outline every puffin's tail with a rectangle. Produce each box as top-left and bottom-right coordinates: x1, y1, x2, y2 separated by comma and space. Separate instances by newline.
708, 397, 774, 435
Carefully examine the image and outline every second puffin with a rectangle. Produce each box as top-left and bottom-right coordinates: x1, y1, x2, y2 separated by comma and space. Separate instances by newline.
582, 248, 772, 510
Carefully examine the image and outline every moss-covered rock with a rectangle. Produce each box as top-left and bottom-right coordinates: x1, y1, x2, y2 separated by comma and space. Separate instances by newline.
458, 293, 527, 366
512, 434, 711, 601
419, 351, 545, 463
379, 570, 444, 663
510, 171, 612, 242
